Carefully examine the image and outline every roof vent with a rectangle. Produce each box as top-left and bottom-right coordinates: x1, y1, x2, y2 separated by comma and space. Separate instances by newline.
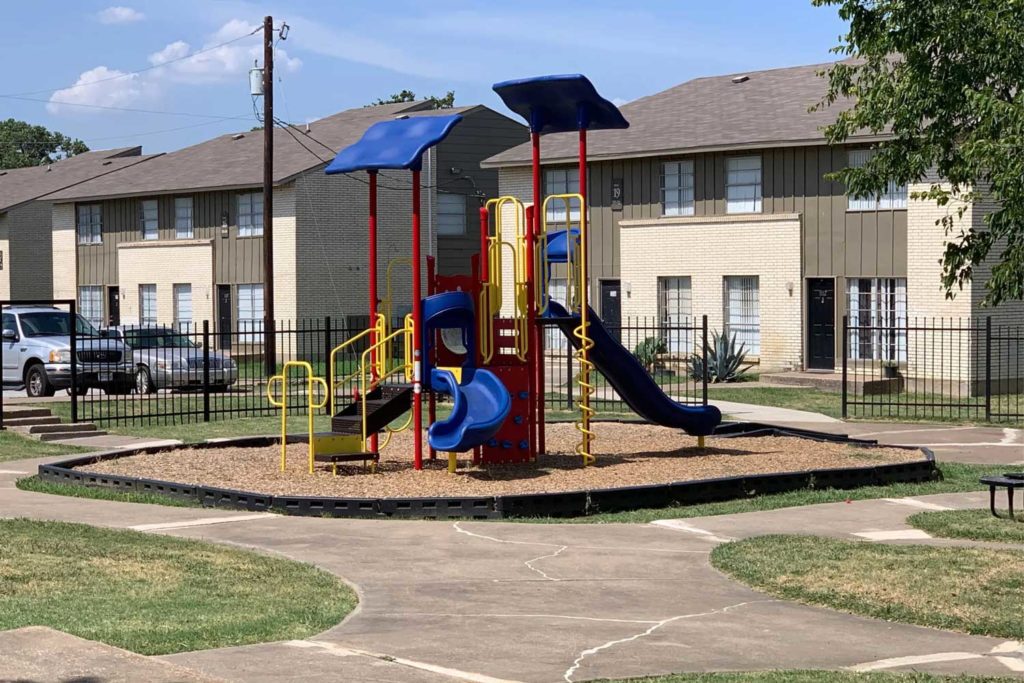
731, 75, 750, 84
394, 114, 410, 120
232, 133, 245, 140
0, 171, 7, 176
102, 160, 113, 166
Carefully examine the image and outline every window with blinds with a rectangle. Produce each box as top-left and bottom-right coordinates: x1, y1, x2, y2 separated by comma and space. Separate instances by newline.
140, 200, 158, 240
847, 150, 908, 210
77, 204, 102, 244
238, 284, 264, 342
437, 193, 466, 235
723, 276, 760, 355
139, 284, 157, 326
661, 161, 695, 216
847, 277, 907, 361
78, 286, 104, 328
544, 168, 581, 224
173, 284, 192, 331
238, 193, 264, 237
726, 156, 762, 214
175, 197, 194, 239
658, 276, 693, 354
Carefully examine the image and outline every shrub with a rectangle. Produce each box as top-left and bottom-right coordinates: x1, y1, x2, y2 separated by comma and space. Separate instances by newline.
689, 330, 754, 383
633, 336, 667, 373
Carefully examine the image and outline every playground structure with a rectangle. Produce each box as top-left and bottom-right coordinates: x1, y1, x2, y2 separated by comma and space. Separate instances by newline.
268, 74, 722, 474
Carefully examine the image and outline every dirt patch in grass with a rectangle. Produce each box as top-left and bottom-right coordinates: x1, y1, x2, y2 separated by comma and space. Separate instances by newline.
711, 534, 1024, 639
0, 518, 356, 655
78, 422, 923, 498
909, 509, 1024, 544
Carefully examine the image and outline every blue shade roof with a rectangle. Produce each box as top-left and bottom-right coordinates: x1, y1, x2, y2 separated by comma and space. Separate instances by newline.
324, 114, 463, 174
492, 74, 629, 135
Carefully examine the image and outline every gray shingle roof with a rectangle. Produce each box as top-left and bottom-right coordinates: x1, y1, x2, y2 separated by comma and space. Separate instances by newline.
46, 102, 480, 202
0, 147, 155, 212
483, 61, 876, 168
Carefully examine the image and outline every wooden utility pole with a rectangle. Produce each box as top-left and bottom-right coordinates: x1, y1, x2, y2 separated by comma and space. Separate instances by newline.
262, 15, 276, 375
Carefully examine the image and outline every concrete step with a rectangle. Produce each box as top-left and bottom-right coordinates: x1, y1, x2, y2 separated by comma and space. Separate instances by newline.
2, 415, 63, 427
762, 371, 842, 391
1, 407, 54, 420
25, 422, 98, 435
37, 429, 108, 441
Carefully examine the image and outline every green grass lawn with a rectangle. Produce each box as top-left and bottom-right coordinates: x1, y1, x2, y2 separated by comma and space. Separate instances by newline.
0, 430, 91, 463
707, 386, 843, 418
909, 509, 1024, 544
711, 534, 1024, 639
16, 476, 199, 508
597, 673, 1011, 683
0, 518, 355, 655
535, 462, 993, 524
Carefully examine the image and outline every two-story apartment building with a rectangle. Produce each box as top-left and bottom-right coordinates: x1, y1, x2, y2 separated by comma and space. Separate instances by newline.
0, 147, 155, 301
45, 102, 526, 334
484, 62, 1023, 376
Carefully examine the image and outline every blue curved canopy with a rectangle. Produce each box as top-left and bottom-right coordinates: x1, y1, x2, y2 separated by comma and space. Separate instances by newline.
492, 74, 629, 135
324, 114, 463, 174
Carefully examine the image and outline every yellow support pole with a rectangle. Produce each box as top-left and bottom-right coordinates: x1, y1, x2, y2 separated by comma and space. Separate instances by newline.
698, 435, 706, 449
448, 452, 457, 474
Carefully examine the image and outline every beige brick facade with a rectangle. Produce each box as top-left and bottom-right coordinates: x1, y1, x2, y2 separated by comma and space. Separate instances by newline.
0, 232, 8, 301
116, 240, 215, 326
620, 214, 804, 371
51, 203, 77, 301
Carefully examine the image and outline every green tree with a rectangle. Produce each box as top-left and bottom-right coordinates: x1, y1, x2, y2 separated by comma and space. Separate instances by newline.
0, 119, 89, 169
813, 0, 1024, 305
370, 90, 455, 110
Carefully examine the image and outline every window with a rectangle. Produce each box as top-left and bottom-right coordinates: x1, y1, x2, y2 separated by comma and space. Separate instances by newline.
544, 168, 580, 224
723, 276, 760, 355
847, 278, 907, 362
847, 149, 908, 210
237, 284, 264, 342
77, 204, 102, 244
726, 156, 762, 214
543, 277, 570, 352
437, 193, 466, 235
174, 197, 194, 238
78, 286, 104, 328
140, 199, 158, 240
661, 161, 695, 216
138, 282, 157, 325
658, 277, 693, 354
238, 192, 263, 237
173, 284, 192, 331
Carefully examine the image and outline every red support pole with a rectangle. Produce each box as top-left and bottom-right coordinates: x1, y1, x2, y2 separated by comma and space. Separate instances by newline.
427, 255, 437, 461
367, 171, 379, 453
529, 132, 542, 457
411, 169, 424, 470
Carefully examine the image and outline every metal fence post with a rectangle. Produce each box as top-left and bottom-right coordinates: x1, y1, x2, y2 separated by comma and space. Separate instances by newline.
984, 316, 992, 422
70, 299, 78, 424
701, 314, 709, 406
202, 321, 211, 423
841, 315, 849, 419
324, 315, 332, 416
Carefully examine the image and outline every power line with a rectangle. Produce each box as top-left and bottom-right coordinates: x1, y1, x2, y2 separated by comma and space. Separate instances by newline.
0, 94, 253, 119
1, 27, 261, 98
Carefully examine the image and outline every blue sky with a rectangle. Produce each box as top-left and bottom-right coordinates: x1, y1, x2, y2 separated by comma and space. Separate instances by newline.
0, 1, 848, 154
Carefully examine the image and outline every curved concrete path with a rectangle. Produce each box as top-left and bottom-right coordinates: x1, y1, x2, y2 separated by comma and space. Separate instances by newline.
1, 456, 1022, 682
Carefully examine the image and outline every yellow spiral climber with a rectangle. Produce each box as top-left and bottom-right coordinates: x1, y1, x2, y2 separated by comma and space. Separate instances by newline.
573, 316, 596, 466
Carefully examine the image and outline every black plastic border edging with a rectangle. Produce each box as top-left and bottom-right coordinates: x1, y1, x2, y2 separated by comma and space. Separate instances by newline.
35, 424, 938, 520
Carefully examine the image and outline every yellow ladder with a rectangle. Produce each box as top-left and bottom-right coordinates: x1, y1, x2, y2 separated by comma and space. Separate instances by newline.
481, 196, 529, 363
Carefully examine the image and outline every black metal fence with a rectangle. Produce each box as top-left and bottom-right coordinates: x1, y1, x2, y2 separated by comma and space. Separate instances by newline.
3, 302, 708, 428
842, 315, 1024, 423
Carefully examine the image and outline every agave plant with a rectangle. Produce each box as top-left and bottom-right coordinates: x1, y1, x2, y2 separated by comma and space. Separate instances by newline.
689, 330, 754, 383
633, 336, 667, 373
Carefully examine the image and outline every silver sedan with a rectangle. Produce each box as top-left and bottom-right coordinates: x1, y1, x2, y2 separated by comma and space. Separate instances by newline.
104, 326, 238, 393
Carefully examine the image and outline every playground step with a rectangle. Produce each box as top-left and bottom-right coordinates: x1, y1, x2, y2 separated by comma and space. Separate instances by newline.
333, 384, 413, 435
2, 415, 62, 427
37, 429, 108, 441
313, 450, 379, 464
24, 422, 99, 435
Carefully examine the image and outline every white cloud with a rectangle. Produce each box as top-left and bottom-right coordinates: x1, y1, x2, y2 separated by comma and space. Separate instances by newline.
47, 66, 151, 113
48, 19, 300, 114
97, 6, 144, 24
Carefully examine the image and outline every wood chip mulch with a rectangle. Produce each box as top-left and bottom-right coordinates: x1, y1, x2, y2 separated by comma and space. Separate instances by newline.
79, 423, 923, 498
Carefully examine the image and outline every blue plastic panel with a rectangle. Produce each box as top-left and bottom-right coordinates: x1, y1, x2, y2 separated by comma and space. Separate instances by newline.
492, 74, 629, 135
324, 114, 463, 174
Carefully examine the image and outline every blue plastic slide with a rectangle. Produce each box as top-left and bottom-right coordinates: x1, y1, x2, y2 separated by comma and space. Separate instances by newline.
546, 300, 722, 436
420, 292, 511, 452
428, 367, 511, 452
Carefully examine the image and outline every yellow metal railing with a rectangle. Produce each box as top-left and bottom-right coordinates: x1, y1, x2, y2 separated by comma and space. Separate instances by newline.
329, 314, 388, 416
266, 361, 329, 474
480, 196, 529, 363
379, 257, 412, 332
541, 192, 594, 466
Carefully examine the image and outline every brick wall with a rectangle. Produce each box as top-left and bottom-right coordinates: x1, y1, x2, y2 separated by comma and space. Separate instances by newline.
51, 203, 77, 301
0, 216, 8, 300
116, 240, 215, 326
619, 213, 804, 371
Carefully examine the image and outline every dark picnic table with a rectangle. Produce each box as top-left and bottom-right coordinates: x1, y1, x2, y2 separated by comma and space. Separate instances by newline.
979, 473, 1024, 520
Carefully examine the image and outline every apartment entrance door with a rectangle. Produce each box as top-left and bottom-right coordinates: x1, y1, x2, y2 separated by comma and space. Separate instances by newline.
807, 278, 835, 370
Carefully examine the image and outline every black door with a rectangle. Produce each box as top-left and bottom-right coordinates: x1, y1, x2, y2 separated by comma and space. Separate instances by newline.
600, 280, 621, 342
107, 287, 120, 326
807, 278, 836, 370
218, 285, 232, 350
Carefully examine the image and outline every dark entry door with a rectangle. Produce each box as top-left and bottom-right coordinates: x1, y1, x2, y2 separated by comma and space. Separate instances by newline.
807, 278, 836, 370
217, 285, 232, 350
107, 287, 120, 326
600, 280, 621, 342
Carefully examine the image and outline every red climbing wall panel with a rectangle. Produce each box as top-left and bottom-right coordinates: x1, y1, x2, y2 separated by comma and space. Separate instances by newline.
478, 364, 533, 464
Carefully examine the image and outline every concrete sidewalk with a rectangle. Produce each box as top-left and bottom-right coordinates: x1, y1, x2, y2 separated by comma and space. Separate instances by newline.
1, 453, 1022, 682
